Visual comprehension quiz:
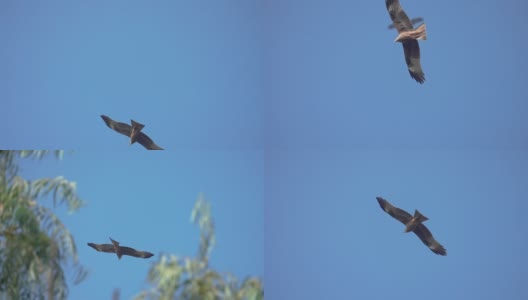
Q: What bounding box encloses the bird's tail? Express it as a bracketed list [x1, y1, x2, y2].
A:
[412, 23, 427, 40]
[130, 120, 145, 131]
[413, 210, 429, 223]
[110, 238, 123, 259]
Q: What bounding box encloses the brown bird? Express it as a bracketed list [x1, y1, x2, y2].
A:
[87, 238, 154, 259]
[100, 115, 164, 150]
[376, 197, 447, 256]
[385, 0, 427, 84]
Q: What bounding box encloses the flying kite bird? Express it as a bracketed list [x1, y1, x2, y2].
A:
[376, 197, 447, 256]
[100, 115, 164, 150]
[385, 0, 427, 84]
[87, 238, 154, 259]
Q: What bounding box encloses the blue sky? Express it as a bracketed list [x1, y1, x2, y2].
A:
[2, 0, 528, 299]
[1, 1, 263, 150]
[266, 149, 527, 299]
[264, 1, 527, 299]
[267, 0, 527, 149]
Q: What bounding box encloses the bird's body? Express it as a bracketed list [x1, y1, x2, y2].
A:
[403, 209, 429, 233]
[385, 0, 427, 84]
[87, 238, 154, 259]
[394, 23, 427, 42]
[376, 197, 446, 256]
[110, 238, 123, 259]
[100, 115, 163, 150]
[129, 120, 145, 145]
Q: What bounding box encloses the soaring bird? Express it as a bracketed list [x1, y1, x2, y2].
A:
[100, 115, 164, 150]
[87, 238, 154, 259]
[385, 0, 427, 84]
[376, 197, 447, 256]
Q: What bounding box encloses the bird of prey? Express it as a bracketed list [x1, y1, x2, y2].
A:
[376, 197, 447, 256]
[385, 0, 427, 84]
[100, 115, 164, 150]
[87, 238, 154, 259]
[387, 17, 423, 30]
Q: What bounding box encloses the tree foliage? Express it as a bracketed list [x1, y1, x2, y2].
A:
[134, 193, 263, 300]
[0, 150, 87, 300]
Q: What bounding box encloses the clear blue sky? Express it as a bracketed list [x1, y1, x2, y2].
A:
[1, 1, 263, 150]
[3, 0, 528, 299]
[264, 1, 527, 299]
[266, 149, 527, 299]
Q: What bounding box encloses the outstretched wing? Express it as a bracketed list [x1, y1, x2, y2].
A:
[137, 132, 164, 150]
[388, 17, 423, 29]
[101, 115, 132, 137]
[385, 0, 413, 33]
[87, 242, 115, 253]
[402, 41, 425, 84]
[413, 223, 447, 256]
[376, 197, 412, 225]
[120, 246, 154, 258]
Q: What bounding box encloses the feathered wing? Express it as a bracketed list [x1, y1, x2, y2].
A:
[87, 243, 116, 253]
[388, 17, 423, 29]
[413, 223, 447, 256]
[403, 41, 425, 84]
[136, 132, 164, 150]
[101, 115, 132, 137]
[120, 246, 154, 258]
[385, 0, 413, 33]
[376, 197, 413, 225]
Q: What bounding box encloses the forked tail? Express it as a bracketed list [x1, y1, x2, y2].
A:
[130, 120, 145, 131]
[413, 23, 427, 41]
[110, 237, 123, 259]
[414, 210, 429, 223]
